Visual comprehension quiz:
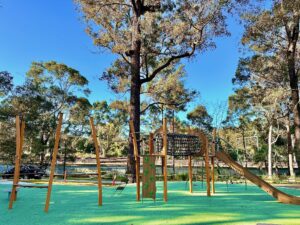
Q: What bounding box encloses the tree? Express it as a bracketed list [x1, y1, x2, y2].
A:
[187, 105, 213, 132]
[241, 0, 300, 169]
[0, 61, 90, 165]
[27, 61, 90, 114]
[92, 100, 129, 157]
[141, 64, 197, 131]
[75, 0, 232, 181]
[230, 55, 293, 177]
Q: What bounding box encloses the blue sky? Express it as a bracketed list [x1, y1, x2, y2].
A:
[0, 0, 244, 120]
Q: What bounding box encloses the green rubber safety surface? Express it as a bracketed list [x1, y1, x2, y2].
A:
[1, 182, 300, 225]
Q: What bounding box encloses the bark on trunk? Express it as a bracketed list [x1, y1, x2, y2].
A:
[285, 15, 300, 172]
[288, 53, 300, 173]
[128, 79, 141, 183]
[127, 8, 141, 183]
[268, 125, 273, 178]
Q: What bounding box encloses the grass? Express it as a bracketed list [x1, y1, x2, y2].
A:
[1, 181, 300, 225]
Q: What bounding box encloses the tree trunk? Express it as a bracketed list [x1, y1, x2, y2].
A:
[128, 81, 141, 183]
[288, 54, 300, 174]
[264, 160, 268, 173]
[127, 9, 141, 183]
[268, 125, 273, 178]
[285, 16, 300, 173]
[286, 119, 295, 177]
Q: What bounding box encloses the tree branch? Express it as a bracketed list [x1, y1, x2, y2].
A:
[141, 102, 164, 114]
[121, 54, 131, 65]
[140, 44, 196, 84]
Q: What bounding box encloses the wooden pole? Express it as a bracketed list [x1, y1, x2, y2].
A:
[8, 116, 21, 209]
[212, 129, 216, 156]
[129, 120, 140, 201]
[149, 133, 154, 155]
[129, 120, 138, 159]
[14, 120, 25, 201]
[199, 133, 211, 197]
[136, 157, 140, 201]
[19, 120, 25, 156]
[44, 113, 63, 212]
[211, 157, 215, 194]
[188, 155, 193, 193]
[211, 129, 216, 194]
[89, 117, 103, 206]
[205, 135, 211, 197]
[163, 118, 168, 202]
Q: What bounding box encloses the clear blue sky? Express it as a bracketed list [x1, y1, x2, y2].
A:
[0, 0, 244, 118]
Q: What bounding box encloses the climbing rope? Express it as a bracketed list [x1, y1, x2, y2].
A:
[154, 133, 201, 156]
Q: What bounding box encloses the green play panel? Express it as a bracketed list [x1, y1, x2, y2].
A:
[1, 182, 300, 225]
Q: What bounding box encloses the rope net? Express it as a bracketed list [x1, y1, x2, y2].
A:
[154, 133, 201, 156]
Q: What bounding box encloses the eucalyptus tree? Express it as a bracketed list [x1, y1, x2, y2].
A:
[75, 0, 232, 179]
[91, 100, 129, 157]
[141, 64, 197, 130]
[232, 55, 293, 177]
[0, 61, 90, 164]
[187, 105, 213, 132]
[241, 0, 300, 167]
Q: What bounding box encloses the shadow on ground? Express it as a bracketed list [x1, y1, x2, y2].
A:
[1, 181, 300, 225]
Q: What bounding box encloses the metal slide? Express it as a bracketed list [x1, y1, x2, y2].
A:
[215, 150, 300, 205]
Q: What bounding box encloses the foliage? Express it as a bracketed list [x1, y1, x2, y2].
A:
[75, 0, 234, 180]
[187, 105, 213, 132]
[0, 61, 91, 164]
[0, 71, 13, 97]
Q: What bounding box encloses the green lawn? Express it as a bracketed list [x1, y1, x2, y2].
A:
[1, 181, 300, 225]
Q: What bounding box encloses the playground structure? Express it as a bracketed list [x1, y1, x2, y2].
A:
[130, 118, 212, 201]
[131, 119, 300, 205]
[8, 114, 103, 212]
[7, 115, 300, 213]
[215, 138, 300, 205]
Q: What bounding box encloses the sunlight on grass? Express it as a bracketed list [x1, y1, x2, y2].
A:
[138, 206, 185, 212]
[69, 216, 142, 224]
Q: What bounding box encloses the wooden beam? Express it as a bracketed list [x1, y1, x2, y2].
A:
[89, 117, 103, 206]
[211, 157, 215, 194]
[44, 113, 63, 212]
[20, 120, 25, 154]
[163, 118, 168, 202]
[129, 120, 140, 201]
[149, 133, 154, 155]
[14, 119, 25, 201]
[129, 120, 138, 159]
[199, 132, 211, 197]
[136, 157, 140, 201]
[211, 129, 216, 194]
[16, 120, 26, 193]
[188, 155, 193, 193]
[212, 129, 216, 156]
[8, 116, 21, 209]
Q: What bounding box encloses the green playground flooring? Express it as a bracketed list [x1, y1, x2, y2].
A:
[1, 181, 300, 225]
